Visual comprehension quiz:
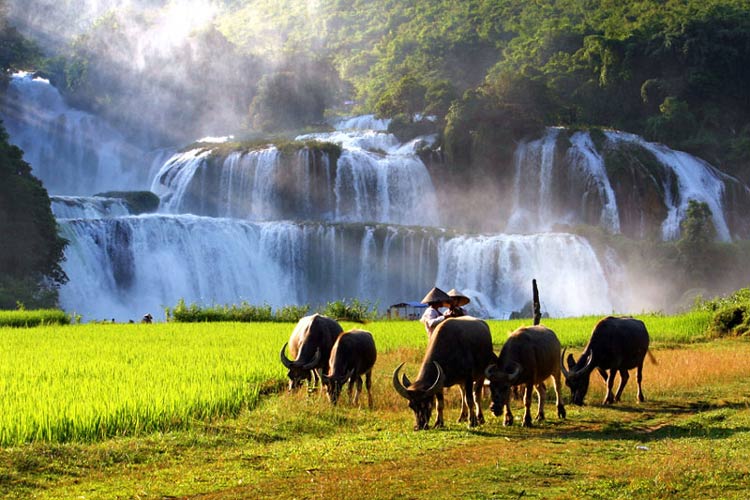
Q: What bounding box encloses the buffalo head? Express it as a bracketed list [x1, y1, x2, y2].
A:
[484, 362, 522, 418]
[392, 361, 445, 430]
[322, 368, 355, 405]
[560, 348, 594, 406]
[280, 342, 321, 390]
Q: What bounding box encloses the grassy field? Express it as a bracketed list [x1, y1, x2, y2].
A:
[3, 312, 749, 498]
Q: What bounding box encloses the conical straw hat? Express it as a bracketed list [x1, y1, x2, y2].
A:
[421, 287, 451, 305]
[447, 289, 471, 307]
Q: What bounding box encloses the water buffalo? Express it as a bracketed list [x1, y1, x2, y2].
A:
[322, 329, 377, 407]
[561, 316, 653, 406]
[280, 314, 343, 390]
[485, 325, 566, 427]
[392, 317, 496, 430]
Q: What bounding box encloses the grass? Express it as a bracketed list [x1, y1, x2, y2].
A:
[0, 312, 743, 499]
[1, 338, 749, 499]
[0, 309, 71, 327]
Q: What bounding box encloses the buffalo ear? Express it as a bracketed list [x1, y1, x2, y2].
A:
[566, 353, 576, 370]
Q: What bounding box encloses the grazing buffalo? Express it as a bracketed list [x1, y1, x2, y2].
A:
[561, 316, 652, 406]
[280, 314, 343, 390]
[322, 329, 377, 407]
[485, 325, 566, 427]
[392, 317, 496, 430]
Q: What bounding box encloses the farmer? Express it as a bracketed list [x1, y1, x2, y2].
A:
[445, 288, 470, 318]
[419, 286, 451, 338]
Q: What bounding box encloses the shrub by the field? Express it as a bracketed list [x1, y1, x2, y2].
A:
[694, 288, 750, 337]
[321, 298, 378, 323]
[166, 299, 310, 323]
[0, 309, 71, 327]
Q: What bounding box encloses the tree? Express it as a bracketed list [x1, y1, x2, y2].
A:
[0, 122, 67, 308]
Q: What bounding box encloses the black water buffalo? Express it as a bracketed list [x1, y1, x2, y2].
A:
[392, 317, 496, 430]
[322, 329, 377, 407]
[280, 314, 343, 390]
[561, 316, 653, 406]
[485, 325, 566, 427]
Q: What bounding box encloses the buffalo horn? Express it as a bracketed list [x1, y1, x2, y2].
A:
[424, 362, 445, 398]
[560, 348, 570, 378]
[280, 342, 294, 369]
[302, 348, 322, 370]
[507, 362, 522, 384]
[392, 362, 410, 399]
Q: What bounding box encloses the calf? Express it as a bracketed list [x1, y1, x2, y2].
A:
[485, 325, 566, 427]
[322, 329, 377, 407]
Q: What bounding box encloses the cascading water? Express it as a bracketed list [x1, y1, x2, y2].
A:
[51, 196, 131, 219]
[10, 73, 749, 320]
[57, 215, 613, 321]
[1, 72, 148, 195]
[152, 126, 441, 226]
[605, 131, 732, 241]
[506, 127, 747, 240]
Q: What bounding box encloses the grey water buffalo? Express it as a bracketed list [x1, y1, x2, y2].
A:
[392, 317, 496, 430]
[561, 316, 653, 406]
[280, 314, 343, 390]
[485, 325, 566, 427]
[322, 329, 377, 407]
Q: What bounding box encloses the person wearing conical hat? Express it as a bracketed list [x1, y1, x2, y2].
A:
[445, 288, 470, 318]
[419, 286, 451, 337]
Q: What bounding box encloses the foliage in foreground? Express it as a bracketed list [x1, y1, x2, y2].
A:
[0, 312, 711, 447]
[2, 338, 750, 499]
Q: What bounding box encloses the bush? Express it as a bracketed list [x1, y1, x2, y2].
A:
[165, 299, 311, 323]
[0, 309, 71, 327]
[320, 298, 378, 323]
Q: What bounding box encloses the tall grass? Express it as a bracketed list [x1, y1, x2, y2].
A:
[0, 309, 71, 327]
[0, 311, 712, 446]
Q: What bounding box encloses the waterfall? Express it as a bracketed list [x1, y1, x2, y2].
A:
[567, 132, 620, 233]
[505, 127, 745, 240]
[152, 129, 440, 226]
[1, 72, 148, 195]
[605, 131, 731, 241]
[436, 232, 612, 318]
[58, 215, 613, 321]
[51, 196, 131, 219]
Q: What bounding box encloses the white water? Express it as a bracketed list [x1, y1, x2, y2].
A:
[58, 215, 614, 321]
[51, 196, 131, 219]
[605, 131, 731, 241]
[436, 232, 612, 318]
[1, 72, 148, 195]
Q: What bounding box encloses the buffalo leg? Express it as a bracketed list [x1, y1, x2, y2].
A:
[434, 391, 445, 428]
[604, 369, 617, 404]
[636, 362, 645, 402]
[614, 369, 629, 402]
[463, 379, 479, 427]
[522, 383, 534, 427]
[473, 378, 485, 425]
[457, 386, 469, 423]
[551, 372, 566, 419]
[503, 402, 514, 426]
[535, 382, 547, 421]
[351, 376, 362, 406]
[365, 370, 373, 408]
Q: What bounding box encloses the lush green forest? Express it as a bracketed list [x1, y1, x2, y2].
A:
[223, 0, 750, 183]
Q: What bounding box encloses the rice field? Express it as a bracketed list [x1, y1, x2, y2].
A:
[0, 312, 713, 447]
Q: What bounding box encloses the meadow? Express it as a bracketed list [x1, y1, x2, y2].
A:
[0, 312, 712, 447]
[3, 311, 750, 499]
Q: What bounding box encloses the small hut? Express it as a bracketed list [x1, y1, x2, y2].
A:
[387, 301, 427, 320]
